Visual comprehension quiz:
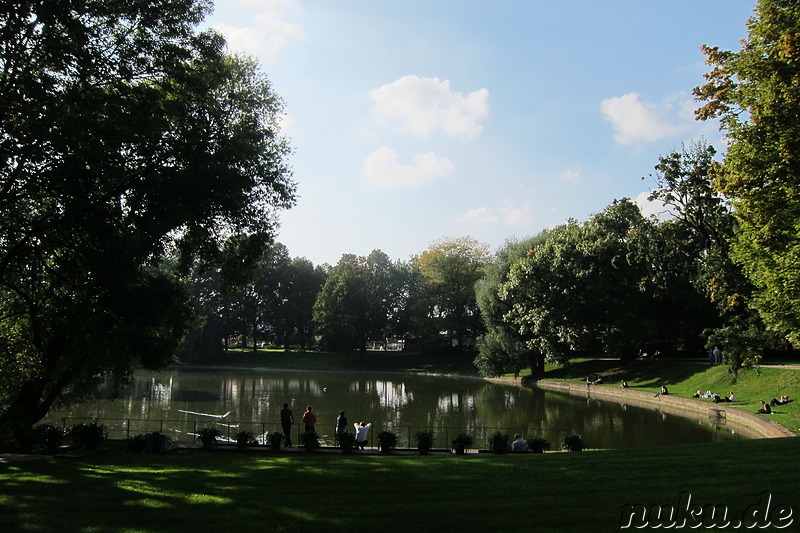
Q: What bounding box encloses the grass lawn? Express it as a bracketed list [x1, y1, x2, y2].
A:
[538, 357, 800, 435]
[1, 438, 798, 532]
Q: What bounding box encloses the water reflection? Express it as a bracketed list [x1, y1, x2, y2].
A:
[45, 368, 744, 449]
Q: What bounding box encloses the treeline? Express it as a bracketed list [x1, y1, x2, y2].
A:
[181, 236, 489, 361]
[189, 141, 786, 378]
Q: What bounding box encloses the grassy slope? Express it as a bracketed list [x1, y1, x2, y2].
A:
[1, 439, 797, 533]
[539, 357, 800, 435]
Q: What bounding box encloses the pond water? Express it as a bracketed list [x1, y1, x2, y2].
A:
[44, 367, 744, 449]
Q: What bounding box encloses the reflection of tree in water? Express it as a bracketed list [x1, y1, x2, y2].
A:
[46, 370, 743, 448]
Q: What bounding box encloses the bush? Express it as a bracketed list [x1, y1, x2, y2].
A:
[488, 431, 510, 454]
[376, 430, 398, 452]
[451, 433, 474, 455]
[129, 432, 172, 453]
[562, 434, 585, 452]
[236, 430, 257, 449]
[197, 427, 221, 449]
[414, 430, 435, 454]
[71, 422, 107, 450]
[34, 424, 65, 451]
[527, 436, 550, 453]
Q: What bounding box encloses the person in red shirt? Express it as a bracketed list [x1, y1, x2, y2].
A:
[302, 405, 317, 432]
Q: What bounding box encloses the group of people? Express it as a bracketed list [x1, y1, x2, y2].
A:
[759, 395, 791, 414]
[279, 404, 372, 449]
[692, 390, 735, 403]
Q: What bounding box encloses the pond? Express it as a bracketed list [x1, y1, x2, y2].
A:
[44, 367, 745, 449]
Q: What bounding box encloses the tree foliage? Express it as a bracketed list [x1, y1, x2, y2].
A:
[409, 237, 489, 352]
[0, 0, 295, 447]
[694, 0, 800, 344]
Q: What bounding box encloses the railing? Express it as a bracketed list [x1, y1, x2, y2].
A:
[51, 416, 567, 450]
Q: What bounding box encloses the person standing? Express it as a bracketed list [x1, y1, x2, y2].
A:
[280, 403, 294, 447]
[713, 346, 722, 365]
[335, 410, 348, 434]
[302, 405, 317, 433]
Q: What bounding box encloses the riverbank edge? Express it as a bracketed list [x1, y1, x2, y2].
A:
[518, 377, 795, 439]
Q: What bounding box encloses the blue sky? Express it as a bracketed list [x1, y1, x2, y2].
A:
[206, 1, 754, 266]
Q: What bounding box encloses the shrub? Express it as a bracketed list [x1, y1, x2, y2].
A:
[488, 431, 510, 454]
[451, 433, 474, 454]
[414, 430, 435, 454]
[377, 430, 398, 453]
[71, 422, 107, 450]
[562, 434, 585, 452]
[527, 436, 550, 453]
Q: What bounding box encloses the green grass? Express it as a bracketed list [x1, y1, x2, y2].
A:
[1, 440, 797, 532]
[537, 358, 800, 435]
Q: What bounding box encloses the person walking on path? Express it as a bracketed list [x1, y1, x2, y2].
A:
[302, 405, 317, 433]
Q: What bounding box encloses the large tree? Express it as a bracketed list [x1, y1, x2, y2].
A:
[694, 0, 800, 344]
[313, 251, 404, 353]
[409, 237, 489, 352]
[501, 200, 656, 364]
[0, 0, 295, 447]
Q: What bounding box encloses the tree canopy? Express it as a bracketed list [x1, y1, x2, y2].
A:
[695, 0, 800, 344]
[0, 0, 295, 447]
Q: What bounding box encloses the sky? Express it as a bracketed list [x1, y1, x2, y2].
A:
[205, 0, 756, 267]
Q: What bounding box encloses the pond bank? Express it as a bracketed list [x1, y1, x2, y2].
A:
[524, 377, 795, 439]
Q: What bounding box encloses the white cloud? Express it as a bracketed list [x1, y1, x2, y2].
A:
[635, 191, 673, 220]
[369, 75, 489, 139]
[213, 0, 303, 58]
[457, 201, 532, 228]
[457, 207, 500, 225]
[561, 167, 582, 183]
[600, 92, 695, 146]
[363, 146, 454, 189]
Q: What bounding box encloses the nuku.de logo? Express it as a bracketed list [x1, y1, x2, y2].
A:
[620, 491, 793, 529]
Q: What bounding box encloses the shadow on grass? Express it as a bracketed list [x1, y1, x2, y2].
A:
[544, 358, 715, 387]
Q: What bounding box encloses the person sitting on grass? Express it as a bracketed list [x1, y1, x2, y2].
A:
[692, 390, 702, 398]
[758, 400, 772, 414]
[511, 434, 526, 452]
[770, 395, 790, 406]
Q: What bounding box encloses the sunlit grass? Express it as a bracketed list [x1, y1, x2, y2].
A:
[2, 441, 797, 532]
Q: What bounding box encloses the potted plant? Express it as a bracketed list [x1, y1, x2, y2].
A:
[487, 431, 510, 454]
[527, 436, 550, 454]
[299, 431, 319, 452]
[414, 430, 435, 455]
[34, 423, 65, 452]
[451, 433, 474, 455]
[562, 434, 585, 452]
[337, 429, 356, 454]
[267, 431, 285, 451]
[71, 421, 108, 451]
[236, 430, 257, 450]
[129, 431, 172, 453]
[376, 430, 398, 453]
[197, 427, 221, 450]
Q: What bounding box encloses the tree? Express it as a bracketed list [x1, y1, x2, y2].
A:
[313, 251, 404, 353]
[646, 141, 774, 371]
[409, 237, 490, 352]
[501, 200, 655, 364]
[474, 236, 548, 377]
[694, 0, 800, 344]
[0, 0, 295, 448]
